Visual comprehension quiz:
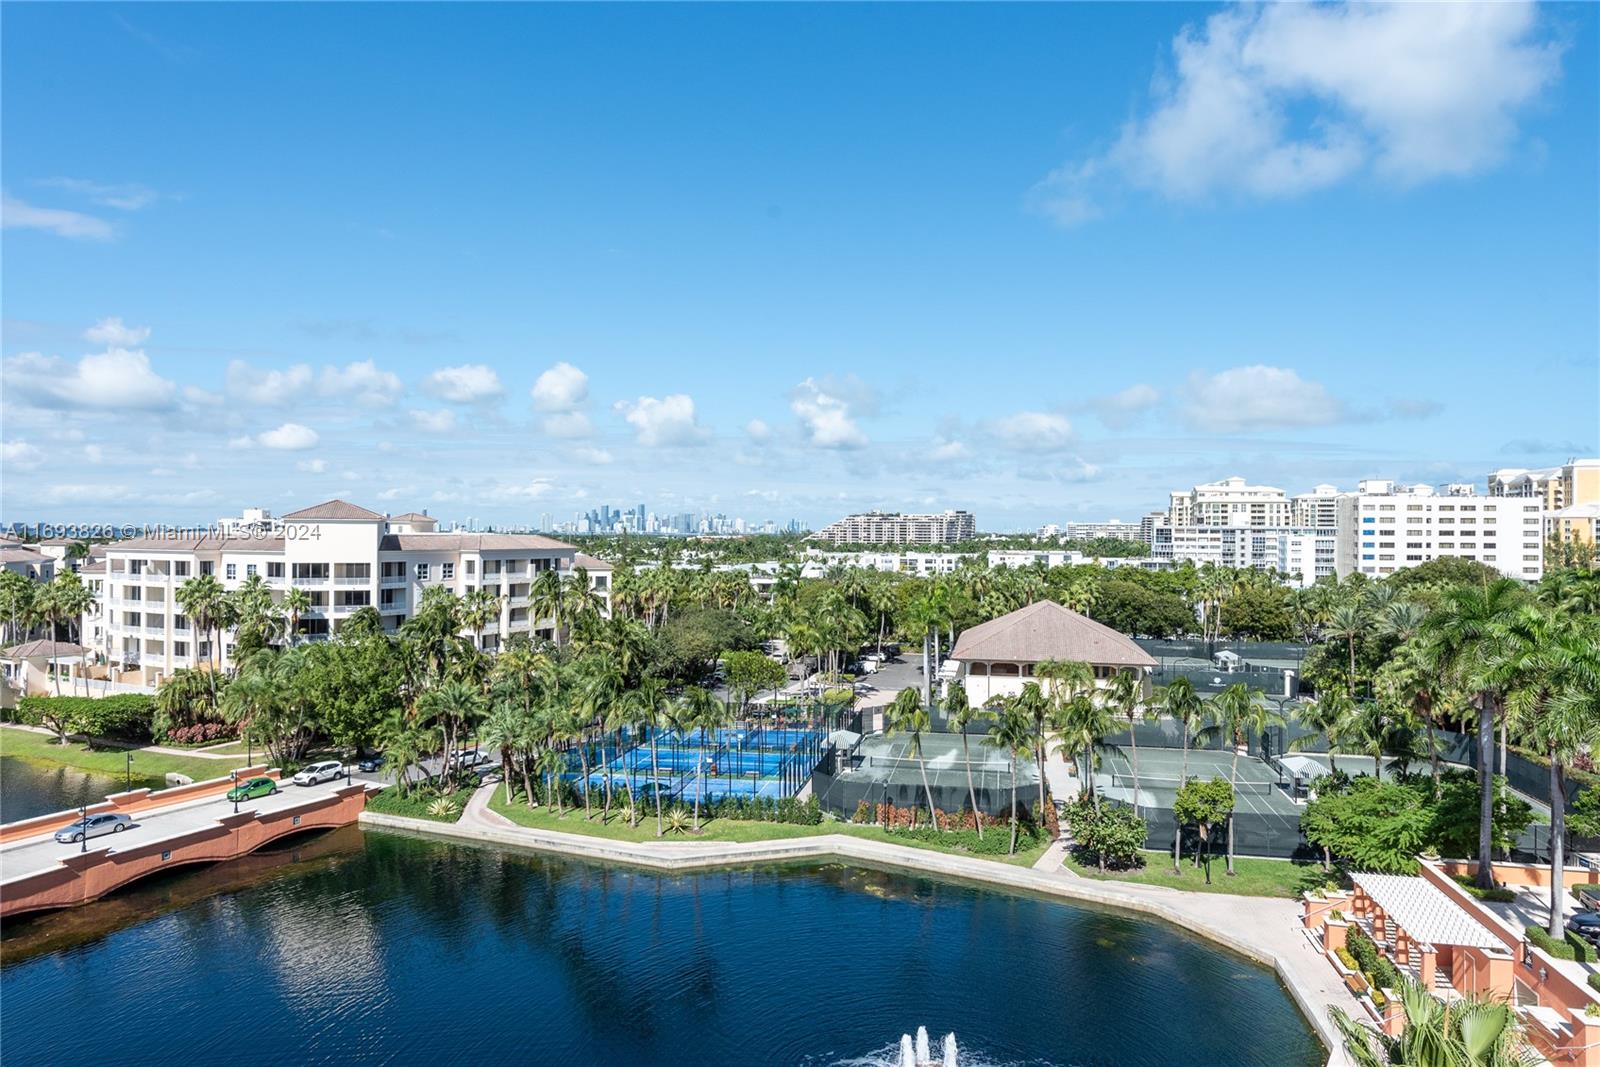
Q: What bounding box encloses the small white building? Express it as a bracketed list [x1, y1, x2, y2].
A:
[947, 600, 1157, 706]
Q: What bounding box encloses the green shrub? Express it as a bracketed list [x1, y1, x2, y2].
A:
[893, 824, 1045, 857]
[1334, 946, 1359, 971]
[1587, 972, 1600, 995]
[1527, 924, 1577, 961]
[1452, 874, 1517, 903]
[1568, 931, 1598, 964]
[16, 694, 155, 740]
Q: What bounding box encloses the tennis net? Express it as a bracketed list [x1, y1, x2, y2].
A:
[1108, 771, 1277, 797]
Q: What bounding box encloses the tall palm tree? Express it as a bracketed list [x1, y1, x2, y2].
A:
[629, 678, 674, 835]
[1198, 683, 1282, 876]
[461, 586, 502, 653]
[1324, 601, 1368, 697]
[480, 685, 525, 805]
[176, 573, 229, 709]
[1104, 669, 1149, 814]
[529, 568, 565, 646]
[282, 586, 311, 646]
[1293, 689, 1353, 777]
[942, 681, 991, 838]
[1420, 578, 1527, 889]
[1158, 677, 1204, 871]
[1035, 659, 1094, 811]
[681, 685, 722, 831]
[886, 687, 937, 829]
[982, 701, 1033, 856]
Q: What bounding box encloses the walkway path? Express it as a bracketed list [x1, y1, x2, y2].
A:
[369, 781, 1358, 1067]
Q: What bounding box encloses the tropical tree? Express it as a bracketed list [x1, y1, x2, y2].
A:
[942, 681, 991, 838]
[1172, 776, 1234, 879]
[1103, 669, 1149, 814]
[1419, 578, 1527, 889]
[1331, 976, 1538, 1067]
[1324, 600, 1368, 697]
[982, 701, 1034, 856]
[1036, 659, 1095, 810]
[1157, 676, 1204, 865]
[0, 570, 38, 646]
[480, 682, 525, 805]
[175, 573, 228, 709]
[886, 687, 937, 828]
[281, 586, 312, 646]
[1198, 683, 1282, 876]
[629, 678, 674, 835]
[680, 685, 722, 831]
[461, 586, 502, 653]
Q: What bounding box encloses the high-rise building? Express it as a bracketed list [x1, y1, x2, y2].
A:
[1488, 458, 1600, 511]
[1292, 484, 1342, 529]
[810, 510, 976, 545]
[1334, 480, 1543, 582]
[1168, 477, 1291, 528]
[1065, 520, 1142, 541]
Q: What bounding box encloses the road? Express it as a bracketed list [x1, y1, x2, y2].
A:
[0, 772, 381, 883]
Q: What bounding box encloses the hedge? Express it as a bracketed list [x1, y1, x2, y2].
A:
[1588, 972, 1600, 995]
[1527, 924, 1579, 962]
[1452, 874, 1517, 904]
[15, 694, 155, 741]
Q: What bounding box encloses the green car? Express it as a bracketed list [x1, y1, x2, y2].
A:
[226, 777, 278, 802]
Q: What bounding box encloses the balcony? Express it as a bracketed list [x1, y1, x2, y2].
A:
[334, 575, 372, 586]
[381, 574, 408, 586]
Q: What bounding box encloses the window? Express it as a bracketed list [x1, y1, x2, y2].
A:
[175, 641, 189, 658]
[225, 563, 237, 581]
[465, 560, 476, 575]
[131, 559, 145, 575]
[246, 564, 257, 577]
[201, 561, 215, 576]
[442, 562, 454, 580]
[268, 562, 284, 578]
[175, 561, 191, 577]
[415, 562, 430, 581]
[293, 562, 329, 582]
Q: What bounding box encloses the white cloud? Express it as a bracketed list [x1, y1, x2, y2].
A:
[930, 440, 970, 461]
[1033, 3, 1563, 224]
[377, 486, 413, 502]
[296, 459, 328, 474]
[745, 418, 772, 442]
[1183, 365, 1345, 432]
[790, 377, 868, 449]
[256, 423, 320, 451]
[2, 440, 45, 470]
[425, 363, 503, 403]
[615, 394, 708, 447]
[531, 362, 588, 412]
[569, 445, 613, 465]
[320, 360, 404, 407]
[409, 408, 457, 433]
[226, 361, 314, 405]
[83, 317, 151, 347]
[490, 479, 557, 500]
[1093, 384, 1162, 429]
[34, 177, 160, 211]
[1, 194, 114, 240]
[3, 347, 177, 411]
[991, 411, 1075, 451]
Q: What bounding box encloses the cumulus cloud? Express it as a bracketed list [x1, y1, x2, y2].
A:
[426, 363, 503, 403]
[83, 317, 151, 347]
[930, 440, 970, 461]
[1182, 365, 1345, 432]
[3, 346, 177, 411]
[790, 377, 872, 449]
[320, 360, 404, 407]
[614, 394, 708, 447]
[226, 361, 314, 405]
[409, 409, 457, 433]
[226, 359, 403, 408]
[990, 411, 1075, 451]
[2, 440, 45, 470]
[531, 362, 588, 411]
[1033, 3, 1563, 224]
[1, 194, 114, 240]
[1093, 384, 1162, 429]
[256, 423, 320, 450]
[745, 418, 772, 442]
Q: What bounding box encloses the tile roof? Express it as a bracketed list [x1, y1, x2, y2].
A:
[949, 600, 1157, 668]
[2, 639, 90, 659]
[387, 511, 435, 523]
[572, 552, 613, 571]
[106, 535, 285, 553]
[281, 499, 386, 521]
[0, 547, 50, 564]
[1350, 871, 1503, 950]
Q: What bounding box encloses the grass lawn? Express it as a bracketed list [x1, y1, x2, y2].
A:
[1063, 848, 1335, 898]
[486, 791, 1051, 867]
[0, 725, 251, 787]
[366, 784, 478, 822]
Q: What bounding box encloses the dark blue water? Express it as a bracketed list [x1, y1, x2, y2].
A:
[0, 830, 1322, 1067]
[0, 755, 152, 821]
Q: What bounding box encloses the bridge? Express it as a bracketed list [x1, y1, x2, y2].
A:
[0, 771, 371, 919]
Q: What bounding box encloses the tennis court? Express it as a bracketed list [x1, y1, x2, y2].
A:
[1093, 746, 1312, 859]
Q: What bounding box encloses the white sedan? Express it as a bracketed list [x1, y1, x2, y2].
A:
[292, 760, 345, 786]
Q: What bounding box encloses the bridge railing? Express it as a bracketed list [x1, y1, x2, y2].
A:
[0, 766, 280, 845]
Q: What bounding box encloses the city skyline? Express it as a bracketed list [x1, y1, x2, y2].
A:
[3, 3, 1597, 529]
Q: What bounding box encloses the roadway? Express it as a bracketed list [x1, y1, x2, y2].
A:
[0, 772, 382, 883]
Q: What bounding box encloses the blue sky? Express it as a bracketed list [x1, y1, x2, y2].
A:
[3, 2, 1596, 531]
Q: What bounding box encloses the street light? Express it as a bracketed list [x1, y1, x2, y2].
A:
[230, 770, 239, 814]
[125, 752, 133, 792]
[78, 803, 87, 854]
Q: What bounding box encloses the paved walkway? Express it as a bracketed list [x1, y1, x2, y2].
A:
[377, 781, 1358, 1066]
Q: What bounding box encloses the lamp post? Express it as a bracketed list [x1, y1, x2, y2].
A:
[230, 770, 239, 814]
[125, 752, 133, 792]
[78, 803, 87, 854]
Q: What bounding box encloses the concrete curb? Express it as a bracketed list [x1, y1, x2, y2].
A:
[358, 809, 1352, 1065]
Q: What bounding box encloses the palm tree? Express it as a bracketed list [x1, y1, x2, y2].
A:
[1157, 677, 1204, 871]
[1324, 600, 1367, 697]
[1198, 683, 1282, 876]
[282, 586, 311, 646]
[1331, 976, 1538, 1067]
[0, 570, 37, 647]
[1420, 578, 1527, 889]
[1035, 659, 1094, 812]
[1294, 689, 1353, 777]
[176, 573, 227, 709]
[629, 678, 673, 835]
[480, 684, 525, 805]
[942, 681, 991, 837]
[982, 701, 1033, 856]
[415, 679, 486, 793]
[375, 706, 434, 799]
[529, 568, 565, 646]
[461, 586, 501, 653]
[886, 687, 937, 829]
[681, 685, 722, 831]
[1104, 669, 1149, 814]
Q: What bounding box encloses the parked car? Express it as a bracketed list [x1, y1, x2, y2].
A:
[1567, 911, 1600, 945]
[450, 749, 488, 769]
[54, 813, 133, 843]
[293, 760, 345, 786]
[357, 754, 386, 773]
[227, 776, 278, 802]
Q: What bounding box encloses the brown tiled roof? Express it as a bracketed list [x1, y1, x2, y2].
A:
[78, 560, 107, 574]
[572, 552, 613, 571]
[3, 639, 89, 659]
[282, 499, 385, 521]
[387, 512, 435, 523]
[379, 533, 575, 552]
[0, 547, 49, 563]
[106, 535, 285, 553]
[950, 600, 1156, 668]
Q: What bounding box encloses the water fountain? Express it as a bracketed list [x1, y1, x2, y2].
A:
[895, 1026, 957, 1067]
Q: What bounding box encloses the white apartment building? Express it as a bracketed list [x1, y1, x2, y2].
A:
[1334, 481, 1543, 581]
[1064, 520, 1143, 541]
[1150, 525, 1334, 587]
[810, 510, 976, 546]
[87, 500, 611, 685]
[1292, 484, 1343, 529]
[802, 549, 972, 577]
[1168, 477, 1292, 528]
[987, 549, 1173, 573]
[1138, 511, 1169, 544]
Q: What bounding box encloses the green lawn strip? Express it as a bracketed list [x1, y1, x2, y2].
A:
[0, 725, 250, 788]
[486, 792, 1050, 866]
[365, 784, 477, 822]
[1063, 848, 1332, 898]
